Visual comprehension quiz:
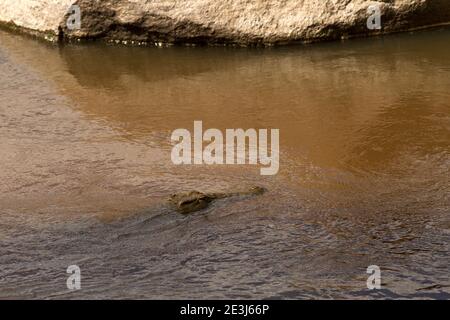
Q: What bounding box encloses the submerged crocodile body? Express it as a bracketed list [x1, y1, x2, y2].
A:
[169, 186, 266, 214]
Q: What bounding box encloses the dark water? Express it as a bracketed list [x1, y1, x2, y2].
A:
[0, 28, 449, 299]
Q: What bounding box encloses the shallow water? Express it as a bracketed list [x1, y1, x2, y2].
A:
[0, 28, 449, 299]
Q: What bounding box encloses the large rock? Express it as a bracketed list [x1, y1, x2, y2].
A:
[1, 0, 450, 45]
[0, 0, 73, 40]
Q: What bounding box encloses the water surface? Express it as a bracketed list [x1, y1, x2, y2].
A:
[0, 28, 449, 299]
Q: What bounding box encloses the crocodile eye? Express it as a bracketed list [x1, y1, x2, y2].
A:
[179, 198, 198, 206]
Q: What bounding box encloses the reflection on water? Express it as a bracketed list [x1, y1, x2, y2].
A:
[0, 28, 449, 299]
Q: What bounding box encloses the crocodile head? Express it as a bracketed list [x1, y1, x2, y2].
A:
[169, 191, 214, 214]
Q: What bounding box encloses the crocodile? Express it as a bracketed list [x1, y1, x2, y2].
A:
[168, 186, 266, 214]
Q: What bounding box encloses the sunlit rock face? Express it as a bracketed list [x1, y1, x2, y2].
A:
[0, 0, 72, 37]
[1, 0, 450, 45]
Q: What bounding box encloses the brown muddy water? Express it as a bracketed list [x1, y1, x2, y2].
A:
[0, 28, 449, 299]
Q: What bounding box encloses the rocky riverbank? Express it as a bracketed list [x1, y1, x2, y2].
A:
[1, 0, 450, 46]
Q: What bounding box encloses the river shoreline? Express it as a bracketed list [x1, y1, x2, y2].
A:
[3, 19, 450, 48]
[1, 0, 450, 47]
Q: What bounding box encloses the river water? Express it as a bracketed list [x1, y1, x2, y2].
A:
[0, 28, 449, 299]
